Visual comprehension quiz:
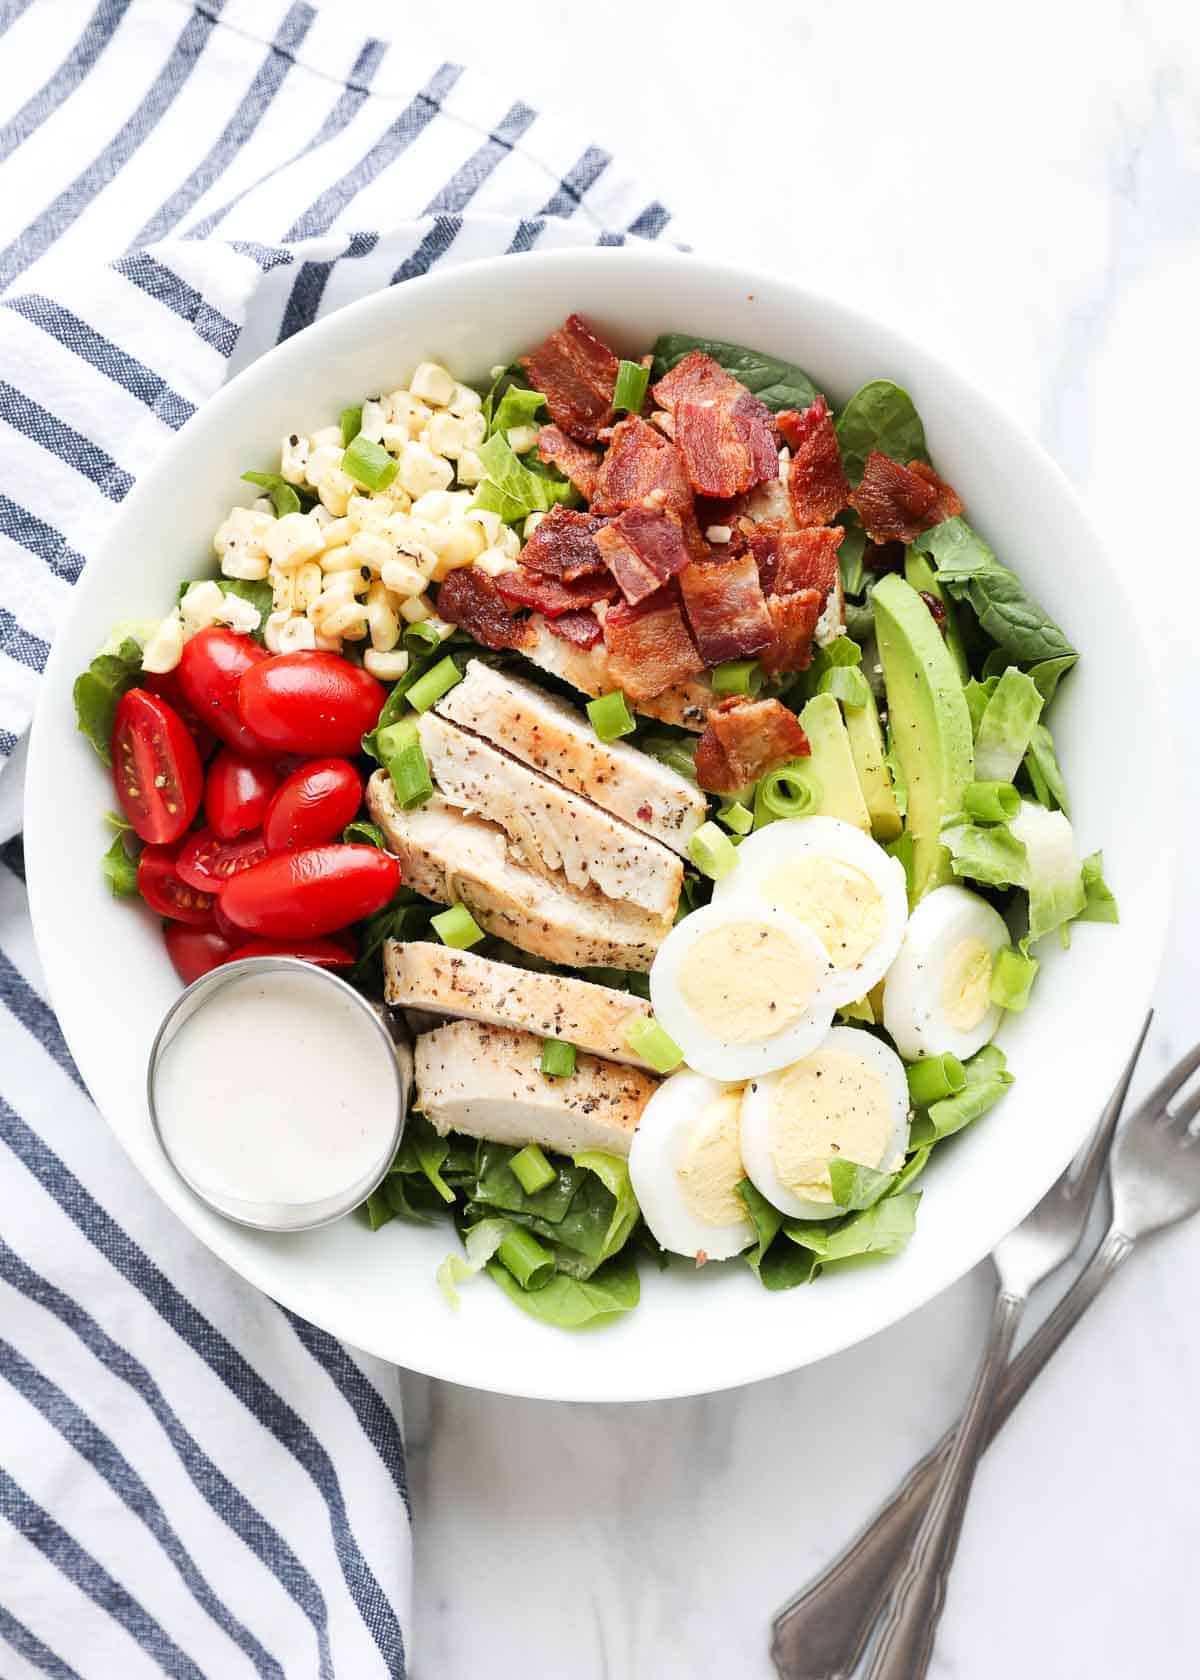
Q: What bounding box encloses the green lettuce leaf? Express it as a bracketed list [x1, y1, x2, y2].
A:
[911, 518, 1077, 666]
[973, 667, 1044, 783]
[827, 1158, 898, 1212]
[477, 433, 573, 518]
[910, 1046, 1013, 1145]
[490, 385, 546, 439]
[738, 1179, 784, 1274]
[650, 333, 819, 412]
[1010, 799, 1085, 947]
[943, 820, 1028, 887]
[73, 637, 143, 764]
[1078, 851, 1119, 924]
[1028, 656, 1076, 707]
[486, 1247, 640, 1327]
[785, 1191, 922, 1265]
[1023, 721, 1070, 814]
[100, 834, 139, 898]
[241, 469, 301, 517]
[834, 381, 929, 485]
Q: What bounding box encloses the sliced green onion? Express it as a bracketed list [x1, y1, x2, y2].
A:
[340, 405, 363, 447]
[963, 781, 1021, 824]
[990, 946, 1039, 1012]
[687, 820, 739, 881]
[496, 1226, 555, 1291]
[818, 665, 871, 708]
[626, 1015, 684, 1074]
[711, 658, 763, 698]
[406, 656, 462, 713]
[538, 1038, 577, 1081]
[587, 689, 636, 742]
[378, 719, 433, 809]
[343, 434, 398, 491]
[431, 903, 485, 950]
[510, 1142, 557, 1193]
[613, 359, 650, 413]
[403, 619, 449, 654]
[717, 800, 754, 836]
[755, 759, 822, 825]
[906, 1053, 966, 1109]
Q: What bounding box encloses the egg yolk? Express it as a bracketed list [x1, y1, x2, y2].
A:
[768, 1046, 895, 1201]
[678, 921, 822, 1044]
[762, 857, 886, 971]
[677, 1090, 747, 1226]
[941, 936, 994, 1031]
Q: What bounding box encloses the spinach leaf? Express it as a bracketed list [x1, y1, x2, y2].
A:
[738, 1179, 783, 1273]
[472, 1141, 585, 1223]
[650, 333, 819, 412]
[784, 1191, 922, 1265]
[100, 834, 139, 898]
[407, 1112, 456, 1204]
[834, 381, 929, 485]
[73, 637, 143, 764]
[351, 892, 426, 988]
[911, 518, 1077, 667]
[837, 520, 867, 597]
[486, 1247, 640, 1327]
[827, 1158, 897, 1212]
[241, 470, 301, 517]
[758, 1238, 819, 1291]
[1028, 656, 1075, 708]
[572, 1151, 641, 1267]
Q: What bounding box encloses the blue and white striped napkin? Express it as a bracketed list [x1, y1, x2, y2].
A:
[0, 3, 674, 1673]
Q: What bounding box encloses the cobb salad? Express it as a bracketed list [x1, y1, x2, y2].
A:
[78, 314, 1118, 1328]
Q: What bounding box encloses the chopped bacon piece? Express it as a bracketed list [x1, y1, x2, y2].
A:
[544, 608, 603, 648]
[521, 506, 606, 581]
[849, 451, 961, 544]
[652, 352, 778, 498]
[536, 425, 601, 502]
[781, 396, 850, 526]
[519, 314, 619, 443]
[678, 552, 773, 665]
[759, 589, 825, 676]
[592, 416, 693, 516]
[496, 565, 616, 617]
[594, 506, 692, 607]
[694, 697, 811, 795]
[436, 567, 533, 651]
[602, 588, 703, 700]
[749, 526, 843, 598]
[652, 351, 746, 411]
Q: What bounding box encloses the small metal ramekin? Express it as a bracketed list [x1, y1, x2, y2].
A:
[147, 955, 411, 1232]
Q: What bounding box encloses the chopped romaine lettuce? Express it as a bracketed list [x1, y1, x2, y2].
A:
[73, 637, 143, 764]
[973, 667, 1044, 783]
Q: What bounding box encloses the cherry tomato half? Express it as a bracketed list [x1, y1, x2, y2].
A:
[178, 627, 270, 756]
[112, 689, 204, 845]
[164, 923, 235, 984]
[224, 938, 358, 971]
[205, 749, 279, 840]
[237, 651, 385, 756]
[263, 758, 363, 853]
[219, 845, 400, 939]
[143, 669, 218, 762]
[137, 845, 216, 924]
[176, 828, 269, 893]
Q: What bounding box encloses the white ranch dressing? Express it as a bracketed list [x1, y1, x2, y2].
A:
[153, 967, 400, 1226]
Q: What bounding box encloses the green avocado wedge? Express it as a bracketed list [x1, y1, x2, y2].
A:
[842, 685, 903, 842]
[873, 574, 974, 902]
[798, 693, 871, 832]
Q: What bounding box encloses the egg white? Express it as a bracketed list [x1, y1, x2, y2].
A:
[712, 815, 909, 1008]
[628, 1071, 755, 1261]
[649, 900, 836, 1081]
[882, 884, 1010, 1061]
[740, 1026, 912, 1219]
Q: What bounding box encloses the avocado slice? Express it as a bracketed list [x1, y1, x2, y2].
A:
[798, 693, 871, 832]
[904, 550, 970, 681]
[843, 686, 903, 842]
[873, 573, 974, 901]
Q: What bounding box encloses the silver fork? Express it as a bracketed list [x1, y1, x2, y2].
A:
[772, 1014, 1159, 1680]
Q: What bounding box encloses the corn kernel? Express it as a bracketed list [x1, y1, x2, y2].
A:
[456, 449, 484, 486]
[400, 593, 433, 623]
[397, 441, 454, 498]
[221, 551, 269, 581]
[319, 543, 367, 574]
[270, 568, 295, 611]
[265, 512, 325, 570]
[317, 469, 354, 517]
[305, 443, 344, 487]
[366, 580, 401, 652]
[507, 425, 538, 455]
[347, 530, 392, 573]
[293, 561, 324, 611]
[466, 506, 502, 546]
[427, 411, 469, 460]
[448, 383, 483, 418]
[280, 434, 310, 484]
[317, 600, 369, 640]
[409, 361, 456, 407]
[179, 580, 226, 636]
[475, 547, 520, 579]
[411, 489, 454, 522]
[460, 412, 487, 450]
[141, 612, 185, 673]
[264, 610, 291, 654]
[497, 522, 522, 560]
[320, 516, 352, 550]
[381, 556, 428, 598]
[523, 511, 545, 539]
[279, 614, 318, 654]
[364, 648, 411, 681]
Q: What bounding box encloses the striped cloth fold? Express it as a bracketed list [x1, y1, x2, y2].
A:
[0, 2, 676, 1674]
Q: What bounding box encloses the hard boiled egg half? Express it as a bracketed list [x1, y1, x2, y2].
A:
[628, 1071, 755, 1261]
[882, 884, 1010, 1061]
[712, 815, 909, 1008]
[740, 1026, 912, 1219]
[649, 900, 835, 1080]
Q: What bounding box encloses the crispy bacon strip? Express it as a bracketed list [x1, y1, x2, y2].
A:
[519, 314, 619, 443]
[759, 589, 825, 676]
[849, 451, 962, 543]
[436, 567, 533, 651]
[521, 506, 606, 581]
[779, 396, 850, 526]
[602, 588, 703, 700]
[592, 415, 693, 517]
[652, 350, 746, 411]
[694, 697, 811, 795]
[652, 352, 778, 498]
[749, 526, 843, 598]
[678, 552, 773, 665]
[594, 506, 692, 607]
[496, 565, 616, 617]
[544, 608, 603, 648]
[536, 425, 602, 502]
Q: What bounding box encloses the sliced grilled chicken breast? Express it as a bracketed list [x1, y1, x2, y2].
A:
[384, 942, 655, 1068]
[416, 710, 681, 919]
[519, 616, 714, 731]
[367, 774, 669, 970]
[414, 1019, 658, 1156]
[435, 662, 706, 855]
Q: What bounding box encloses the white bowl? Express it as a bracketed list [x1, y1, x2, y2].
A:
[24, 248, 1172, 1402]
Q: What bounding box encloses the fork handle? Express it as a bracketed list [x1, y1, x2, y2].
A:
[770, 1225, 1134, 1680]
[862, 1287, 1025, 1680]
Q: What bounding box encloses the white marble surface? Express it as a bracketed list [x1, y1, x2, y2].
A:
[354, 1, 1200, 1674]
